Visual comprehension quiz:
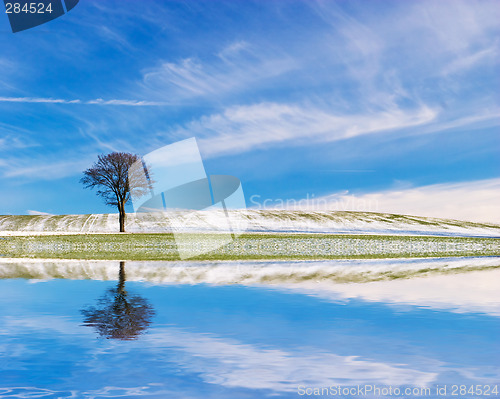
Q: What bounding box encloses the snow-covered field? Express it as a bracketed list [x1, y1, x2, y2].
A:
[1, 210, 499, 237]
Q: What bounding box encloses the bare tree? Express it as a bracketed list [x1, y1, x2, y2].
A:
[81, 152, 149, 232]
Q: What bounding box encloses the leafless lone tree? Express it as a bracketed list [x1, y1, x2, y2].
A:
[81, 152, 149, 232]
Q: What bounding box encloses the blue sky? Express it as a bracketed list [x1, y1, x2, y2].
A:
[0, 0, 499, 222]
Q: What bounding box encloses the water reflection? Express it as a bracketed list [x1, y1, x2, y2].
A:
[0, 260, 499, 398]
[81, 261, 155, 340]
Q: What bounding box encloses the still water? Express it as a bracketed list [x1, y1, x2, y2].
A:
[0, 259, 499, 398]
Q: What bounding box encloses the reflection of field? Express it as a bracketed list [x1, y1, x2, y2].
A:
[0, 233, 499, 260]
[1, 257, 500, 316]
[1, 255, 499, 282]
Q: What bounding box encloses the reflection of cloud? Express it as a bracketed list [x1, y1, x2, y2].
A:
[142, 327, 436, 391]
[286, 268, 500, 317]
[2, 315, 89, 336]
[0, 385, 170, 398]
[0, 342, 45, 369]
[0, 314, 436, 392]
[3, 313, 499, 393]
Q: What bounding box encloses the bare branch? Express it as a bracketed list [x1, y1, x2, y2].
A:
[80, 152, 151, 232]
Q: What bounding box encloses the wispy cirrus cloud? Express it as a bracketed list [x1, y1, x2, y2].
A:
[85, 98, 171, 106]
[413, 110, 500, 136]
[145, 0, 498, 162]
[171, 102, 437, 157]
[442, 44, 499, 76]
[2, 158, 94, 180]
[0, 0, 498, 216]
[141, 41, 297, 100]
[307, 0, 500, 114]
[312, 0, 500, 74]
[0, 97, 170, 106]
[0, 123, 41, 151]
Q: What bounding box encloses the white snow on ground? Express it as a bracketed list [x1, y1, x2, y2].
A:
[1, 210, 499, 237]
[1, 257, 499, 316]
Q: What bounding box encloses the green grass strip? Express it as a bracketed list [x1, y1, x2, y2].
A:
[1, 233, 499, 261]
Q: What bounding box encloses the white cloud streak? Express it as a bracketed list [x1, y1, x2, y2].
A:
[442, 44, 499, 76]
[293, 178, 500, 224]
[3, 158, 94, 180]
[0, 97, 170, 106]
[142, 41, 297, 99]
[172, 102, 437, 157]
[27, 210, 53, 215]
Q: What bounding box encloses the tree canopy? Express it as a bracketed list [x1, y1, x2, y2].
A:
[81, 152, 149, 232]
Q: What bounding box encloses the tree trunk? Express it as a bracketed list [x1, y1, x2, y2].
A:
[118, 203, 126, 232]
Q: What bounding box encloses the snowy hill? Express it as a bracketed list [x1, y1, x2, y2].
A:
[1, 210, 499, 237]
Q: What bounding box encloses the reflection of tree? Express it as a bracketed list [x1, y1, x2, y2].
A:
[81, 262, 155, 340]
